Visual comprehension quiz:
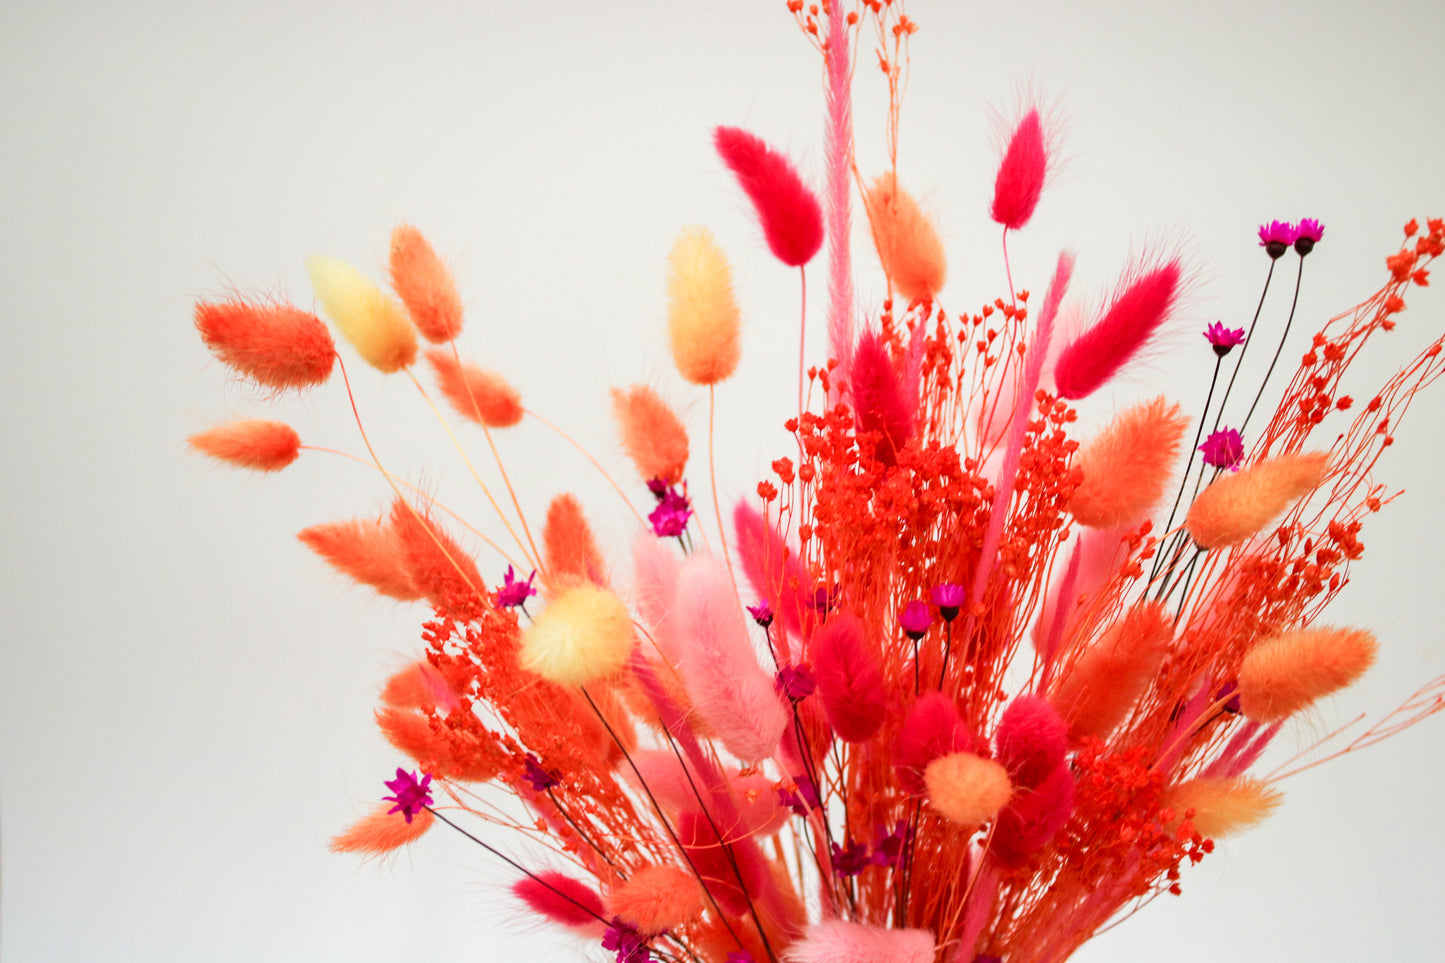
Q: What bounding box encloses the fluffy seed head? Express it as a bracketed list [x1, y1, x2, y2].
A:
[810, 612, 888, 743]
[1054, 260, 1182, 400]
[666, 227, 741, 385]
[543, 493, 609, 593]
[849, 329, 915, 466]
[863, 172, 946, 303]
[1166, 776, 1281, 837]
[714, 125, 824, 267]
[297, 516, 420, 601]
[424, 348, 523, 428]
[610, 385, 689, 484]
[188, 419, 300, 471]
[606, 864, 704, 933]
[193, 299, 335, 390]
[893, 693, 976, 794]
[389, 223, 464, 343]
[388, 499, 486, 614]
[520, 584, 634, 686]
[329, 802, 434, 853]
[994, 695, 1068, 789]
[784, 920, 935, 963]
[512, 871, 604, 929]
[1185, 452, 1331, 550]
[1050, 601, 1172, 741]
[306, 254, 417, 373]
[1071, 396, 1190, 527]
[992, 761, 1076, 866]
[991, 108, 1049, 230]
[924, 752, 1013, 826]
[1237, 627, 1378, 722]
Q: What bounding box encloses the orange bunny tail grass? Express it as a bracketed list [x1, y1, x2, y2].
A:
[666, 226, 741, 385]
[1070, 396, 1189, 528]
[329, 803, 434, 854]
[188, 419, 300, 472]
[297, 517, 421, 601]
[1184, 451, 1331, 550]
[389, 224, 463, 343]
[1166, 777, 1281, 838]
[380, 660, 458, 711]
[193, 298, 335, 391]
[543, 493, 609, 592]
[1237, 627, 1378, 723]
[375, 705, 448, 765]
[388, 498, 486, 615]
[863, 172, 946, 304]
[520, 584, 634, 686]
[924, 752, 1013, 827]
[605, 864, 705, 934]
[306, 255, 418, 373]
[423, 348, 523, 428]
[610, 385, 689, 485]
[1050, 602, 1172, 742]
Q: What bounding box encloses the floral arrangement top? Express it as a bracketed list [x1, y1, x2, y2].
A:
[185, 3, 1444, 962]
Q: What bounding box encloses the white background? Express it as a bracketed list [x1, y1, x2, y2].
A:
[3, 1, 1444, 960]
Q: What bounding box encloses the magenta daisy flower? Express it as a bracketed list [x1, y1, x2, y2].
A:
[1199, 428, 1245, 471]
[382, 768, 433, 823]
[494, 565, 537, 608]
[1257, 220, 1298, 259]
[899, 600, 932, 640]
[1204, 322, 1247, 357]
[1295, 218, 1325, 255]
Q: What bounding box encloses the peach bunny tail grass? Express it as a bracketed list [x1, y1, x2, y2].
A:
[863, 172, 946, 304]
[193, 298, 335, 391]
[785, 920, 936, 963]
[296, 517, 421, 601]
[1070, 396, 1190, 528]
[924, 752, 1013, 826]
[188, 419, 301, 471]
[389, 223, 463, 343]
[1166, 776, 1281, 838]
[610, 384, 689, 484]
[329, 803, 434, 854]
[1050, 601, 1172, 742]
[1184, 451, 1331, 550]
[520, 584, 634, 687]
[423, 348, 523, 428]
[666, 226, 741, 386]
[305, 254, 418, 373]
[1237, 627, 1378, 723]
[605, 864, 706, 934]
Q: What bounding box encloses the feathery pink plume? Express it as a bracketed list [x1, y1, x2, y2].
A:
[850, 330, 915, 466]
[297, 517, 421, 601]
[611, 385, 689, 485]
[994, 695, 1068, 790]
[389, 223, 464, 343]
[194, 299, 335, 391]
[784, 920, 935, 963]
[674, 555, 789, 763]
[388, 498, 485, 614]
[823, 3, 855, 392]
[1053, 259, 1183, 400]
[512, 870, 605, 930]
[188, 419, 301, 472]
[991, 760, 1075, 866]
[714, 126, 824, 268]
[991, 108, 1049, 231]
[606, 864, 705, 934]
[810, 612, 887, 743]
[733, 501, 808, 654]
[893, 693, 977, 794]
[631, 533, 683, 665]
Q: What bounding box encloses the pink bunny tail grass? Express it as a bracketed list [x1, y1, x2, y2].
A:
[194, 299, 335, 391]
[893, 692, 977, 794]
[388, 498, 486, 614]
[810, 612, 887, 743]
[1053, 258, 1183, 400]
[188, 419, 301, 472]
[388, 223, 464, 343]
[863, 172, 946, 304]
[424, 347, 523, 428]
[380, 660, 459, 712]
[733, 500, 808, 648]
[784, 920, 935, 963]
[631, 533, 683, 664]
[1070, 396, 1190, 528]
[610, 384, 689, 485]
[991, 108, 1049, 231]
[994, 695, 1068, 790]
[543, 493, 610, 593]
[991, 760, 1076, 867]
[330, 803, 434, 854]
[512, 870, 606, 930]
[1237, 627, 1378, 723]
[1184, 451, 1331, 550]
[1165, 776, 1281, 838]
[714, 126, 824, 268]
[297, 517, 421, 602]
[850, 329, 915, 465]
[1032, 525, 1131, 656]
[823, 0, 855, 389]
[1050, 601, 1172, 742]
[606, 864, 706, 934]
[674, 554, 789, 763]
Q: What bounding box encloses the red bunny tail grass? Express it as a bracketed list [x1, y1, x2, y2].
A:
[1070, 396, 1190, 528]
[714, 125, 824, 267]
[543, 493, 609, 592]
[512, 871, 606, 930]
[188, 419, 300, 472]
[389, 223, 463, 343]
[329, 803, 434, 854]
[194, 299, 335, 391]
[610, 385, 689, 485]
[810, 612, 887, 743]
[786, 921, 936, 963]
[991, 108, 1049, 231]
[1053, 258, 1183, 400]
[863, 172, 946, 304]
[424, 348, 523, 428]
[992, 761, 1076, 866]
[994, 695, 1068, 790]
[1185, 451, 1331, 550]
[850, 329, 915, 466]
[606, 864, 705, 934]
[388, 498, 486, 613]
[296, 517, 421, 602]
[1237, 627, 1378, 722]
[1050, 602, 1172, 742]
[893, 693, 977, 794]
[1165, 777, 1281, 838]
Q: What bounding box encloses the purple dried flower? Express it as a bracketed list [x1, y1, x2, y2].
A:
[1295, 218, 1325, 256]
[725, 953, 756, 963]
[523, 753, 559, 792]
[1203, 321, 1247, 357]
[747, 601, 774, 628]
[831, 839, 871, 877]
[648, 486, 693, 537]
[1199, 428, 1245, 471]
[1216, 680, 1242, 714]
[494, 565, 537, 608]
[382, 767, 433, 824]
[1258, 219, 1298, 259]
[898, 599, 932, 640]
[775, 663, 817, 700]
[602, 918, 651, 963]
[807, 583, 839, 612]
[930, 583, 965, 621]
[870, 820, 911, 867]
[778, 780, 819, 816]
[645, 477, 669, 499]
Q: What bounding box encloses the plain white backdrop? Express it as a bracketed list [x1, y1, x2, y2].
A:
[3, 1, 1444, 960]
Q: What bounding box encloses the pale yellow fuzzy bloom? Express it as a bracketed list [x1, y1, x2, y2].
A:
[520, 584, 634, 686]
[306, 254, 418, 373]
